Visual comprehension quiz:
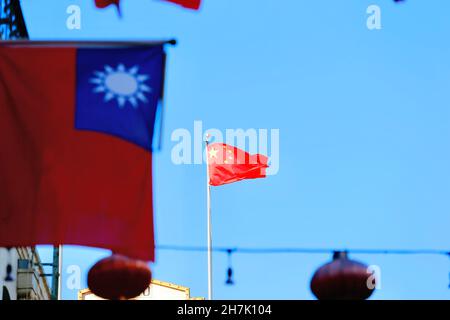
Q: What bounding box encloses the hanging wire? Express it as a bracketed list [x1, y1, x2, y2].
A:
[447, 252, 450, 289]
[225, 249, 235, 285]
[4, 247, 13, 282]
[158, 245, 449, 289]
[157, 245, 450, 257]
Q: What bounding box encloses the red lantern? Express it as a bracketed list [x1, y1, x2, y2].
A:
[88, 254, 152, 300]
[310, 251, 375, 300]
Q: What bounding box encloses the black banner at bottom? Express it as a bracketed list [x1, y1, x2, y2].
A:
[0, 300, 446, 319]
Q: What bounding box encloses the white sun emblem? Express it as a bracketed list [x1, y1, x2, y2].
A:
[90, 64, 152, 109]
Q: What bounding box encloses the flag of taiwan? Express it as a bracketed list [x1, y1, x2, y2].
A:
[0, 43, 167, 261]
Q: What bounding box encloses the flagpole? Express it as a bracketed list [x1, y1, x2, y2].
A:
[205, 136, 213, 300]
[58, 245, 63, 300]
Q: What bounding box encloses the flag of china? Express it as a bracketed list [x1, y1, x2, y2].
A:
[0, 43, 166, 261]
[207, 143, 269, 186]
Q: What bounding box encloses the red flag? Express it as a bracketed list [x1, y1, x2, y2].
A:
[94, 0, 201, 10]
[163, 0, 201, 9]
[0, 45, 164, 261]
[95, 0, 119, 8]
[207, 143, 269, 186]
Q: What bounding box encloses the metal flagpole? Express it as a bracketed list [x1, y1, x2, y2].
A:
[51, 246, 59, 300]
[205, 137, 213, 300]
[57, 245, 63, 300]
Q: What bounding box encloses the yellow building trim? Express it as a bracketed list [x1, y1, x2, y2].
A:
[78, 279, 199, 300]
[150, 279, 191, 300]
[78, 288, 91, 300]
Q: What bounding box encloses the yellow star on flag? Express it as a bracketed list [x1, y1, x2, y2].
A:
[209, 148, 218, 159]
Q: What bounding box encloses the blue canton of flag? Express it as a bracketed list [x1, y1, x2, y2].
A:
[75, 46, 165, 151]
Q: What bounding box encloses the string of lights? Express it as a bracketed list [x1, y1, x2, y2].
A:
[157, 245, 450, 288]
[157, 245, 450, 256]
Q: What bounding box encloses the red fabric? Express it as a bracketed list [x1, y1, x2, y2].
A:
[95, 0, 120, 8]
[163, 0, 201, 9]
[0, 47, 154, 261]
[95, 0, 201, 10]
[207, 143, 269, 186]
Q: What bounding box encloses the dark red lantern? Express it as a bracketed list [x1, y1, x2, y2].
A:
[310, 251, 375, 300]
[88, 254, 152, 300]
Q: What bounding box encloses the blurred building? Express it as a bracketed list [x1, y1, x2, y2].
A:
[0, 0, 29, 40]
[79, 279, 204, 300]
[0, 247, 51, 300]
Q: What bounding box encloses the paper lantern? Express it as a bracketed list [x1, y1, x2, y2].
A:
[310, 251, 375, 300]
[88, 254, 151, 300]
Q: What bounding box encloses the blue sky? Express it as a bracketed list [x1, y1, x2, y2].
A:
[21, 0, 450, 299]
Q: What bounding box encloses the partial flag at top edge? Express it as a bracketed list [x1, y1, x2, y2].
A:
[95, 0, 201, 10]
[164, 0, 201, 10]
